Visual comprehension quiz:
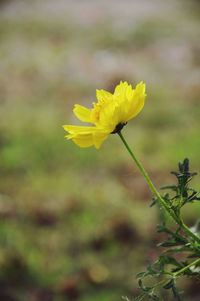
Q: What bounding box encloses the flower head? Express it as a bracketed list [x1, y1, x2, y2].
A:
[63, 81, 146, 149]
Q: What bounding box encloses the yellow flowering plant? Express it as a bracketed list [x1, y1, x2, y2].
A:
[63, 81, 146, 149]
[63, 82, 200, 301]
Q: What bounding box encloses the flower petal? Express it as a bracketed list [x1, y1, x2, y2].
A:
[114, 81, 134, 101]
[96, 89, 112, 103]
[72, 134, 94, 148]
[63, 125, 109, 148]
[93, 132, 109, 149]
[126, 81, 146, 121]
[99, 101, 119, 131]
[63, 125, 99, 133]
[73, 104, 92, 123]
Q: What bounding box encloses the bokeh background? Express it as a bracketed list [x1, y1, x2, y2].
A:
[0, 0, 200, 300]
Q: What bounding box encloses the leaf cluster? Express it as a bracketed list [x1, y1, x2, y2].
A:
[131, 159, 200, 301]
[161, 158, 200, 211]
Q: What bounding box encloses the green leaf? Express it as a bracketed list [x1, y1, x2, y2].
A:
[160, 185, 177, 191]
[147, 261, 159, 275]
[150, 198, 157, 207]
[171, 280, 183, 301]
[136, 272, 148, 279]
[160, 255, 182, 267]
[148, 293, 162, 301]
[159, 240, 182, 247]
[164, 246, 192, 253]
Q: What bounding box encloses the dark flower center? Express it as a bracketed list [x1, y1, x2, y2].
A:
[111, 122, 127, 134]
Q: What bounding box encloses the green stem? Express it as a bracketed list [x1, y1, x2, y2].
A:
[174, 257, 200, 276]
[153, 258, 200, 292]
[118, 131, 200, 244]
[137, 257, 200, 299]
[181, 220, 200, 244]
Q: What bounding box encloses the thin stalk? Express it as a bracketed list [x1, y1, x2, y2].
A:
[135, 257, 200, 300]
[174, 257, 200, 276]
[152, 258, 200, 292]
[118, 131, 200, 244]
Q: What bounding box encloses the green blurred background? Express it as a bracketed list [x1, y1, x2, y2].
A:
[0, 0, 200, 300]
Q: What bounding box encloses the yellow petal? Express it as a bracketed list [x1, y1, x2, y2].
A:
[63, 125, 98, 134]
[114, 81, 134, 101]
[72, 134, 94, 148]
[72, 131, 109, 149]
[98, 101, 119, 131]
[63, 125, 109, 148]
[73, 104, 92, 123]
[93, 132, 109, 149]
[96, 89, 112, 103]
[126, 81, 146, 121]
[136, 81, 146, 95]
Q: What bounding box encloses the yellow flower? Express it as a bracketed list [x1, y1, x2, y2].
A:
[63, 81, 146, 149]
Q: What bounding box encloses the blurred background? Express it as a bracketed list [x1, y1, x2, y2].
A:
[0, 0, 200, 300]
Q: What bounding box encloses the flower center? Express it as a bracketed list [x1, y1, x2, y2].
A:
[111, 122, 127, 134]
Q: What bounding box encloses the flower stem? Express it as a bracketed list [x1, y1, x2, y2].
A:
[118, 132, 178, 220]
[118, 131, 200, 244]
